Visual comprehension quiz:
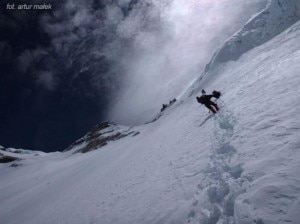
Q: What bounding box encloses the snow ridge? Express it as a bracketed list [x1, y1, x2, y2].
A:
[179, 0, 300, 103]
[205, 0, 300, 72]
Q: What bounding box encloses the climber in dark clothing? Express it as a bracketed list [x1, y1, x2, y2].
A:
[196, 89, 220, 113]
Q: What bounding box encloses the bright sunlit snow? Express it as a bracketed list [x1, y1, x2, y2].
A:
[1, 1, 300, 224]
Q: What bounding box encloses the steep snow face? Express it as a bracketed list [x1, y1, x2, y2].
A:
[1, 7, 300, 224]
[195, 20, 300, 224]
[206, 0, 300, 72]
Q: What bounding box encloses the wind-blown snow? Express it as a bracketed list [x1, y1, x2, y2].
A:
[1, 1, 300, 224]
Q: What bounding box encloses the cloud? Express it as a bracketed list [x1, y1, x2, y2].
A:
[1, 0, 267, 124]
[17, 49, 49, 73]
[36, 71, 56, 90]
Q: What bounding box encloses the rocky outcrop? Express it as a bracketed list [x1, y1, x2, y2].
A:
[0, 153, 20, 163]
[65, 121, 140, 153]
[0, 145, 46, 167]
[0, 146, 21, 164]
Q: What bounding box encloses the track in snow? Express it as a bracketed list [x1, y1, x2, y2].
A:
[186, 103, 253, 224]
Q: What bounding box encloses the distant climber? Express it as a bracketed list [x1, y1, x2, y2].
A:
[196, 89, 221, 113]
[160, 98, 177, 112]
[169, 98, 176, 105]
[161, 104, 168, 112]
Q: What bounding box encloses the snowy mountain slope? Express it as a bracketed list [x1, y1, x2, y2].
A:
[1, 5, 300, 224]
[205, 0, 300, 72]
[190, 20, 300, 224]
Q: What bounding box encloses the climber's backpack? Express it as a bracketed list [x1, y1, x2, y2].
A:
[212, 90, 221, 99]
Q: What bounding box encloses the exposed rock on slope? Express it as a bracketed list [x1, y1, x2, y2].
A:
[0, 145, 45, 165]
[0, 154, 19, 164]
[65, 121, 140, 153]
